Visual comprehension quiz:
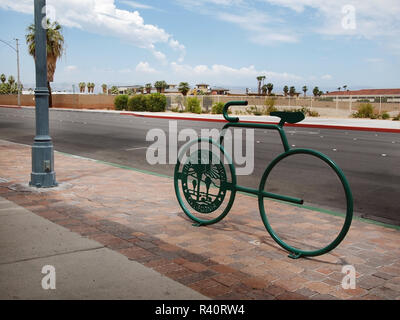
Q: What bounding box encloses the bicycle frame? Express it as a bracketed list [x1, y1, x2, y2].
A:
[219, 102, 303, 205]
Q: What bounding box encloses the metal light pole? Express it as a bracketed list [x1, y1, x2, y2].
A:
[29, 0, 57, 188]
[15, 38, 21, 107]
[0, 38, 21, 106]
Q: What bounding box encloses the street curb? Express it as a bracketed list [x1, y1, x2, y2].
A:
[123, 112, 400, 134]
[1, 104, 399, 133]
[0, 105, 22, 109]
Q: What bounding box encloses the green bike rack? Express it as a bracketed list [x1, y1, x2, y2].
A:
[174, 101, 353, 259]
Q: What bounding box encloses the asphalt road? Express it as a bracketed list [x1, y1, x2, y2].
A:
[0, 107, 399, 225]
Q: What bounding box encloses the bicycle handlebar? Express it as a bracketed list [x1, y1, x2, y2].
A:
[223, 101, 248, 122]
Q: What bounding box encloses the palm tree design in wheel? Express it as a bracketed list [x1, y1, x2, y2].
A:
[181, 150, 227, 214]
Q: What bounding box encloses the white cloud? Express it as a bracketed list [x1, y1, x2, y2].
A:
[170, 62, 302, 85]
[0, 0, 186, 62]
[119, 1, 155, 10]
[321, 74, 332, 80]
[217, 11, 298, 44]
[135, 61, 157, 73]
[64, 65, 77, 72]
[262, 0, 400, 40]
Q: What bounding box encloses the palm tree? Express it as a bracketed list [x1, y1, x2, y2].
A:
[0, 74, 6, 84]
[261, 84, 267, 95]
[289, 86, 296, 97]
[102, 84, 107, 94]
[266, 83, 273, 95]
[343, 85, 348, 91]
[89, 82, 95, 93]
[79, 82, 86, 93]
[145, 83, 152, 94]
[154, 81, 167, 93]
[337, 87, 341, 91]
[26, 19, 64, 108]
[313, 86, 320, 97]
[256, 76, 265, 95]
[283, 85, 289, 97]
[302, 85, 308, 97]
[110, 86, 119, 95]
[178, 82, 190, 96]
[8, 75, 15, 87]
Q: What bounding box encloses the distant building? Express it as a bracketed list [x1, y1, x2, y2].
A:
[210, 87, 230, 95]
[196, 83, 210, 93]
[324, 88, 400, 102]
[164, 84, 180, 94]
[117, 85, 144, 94]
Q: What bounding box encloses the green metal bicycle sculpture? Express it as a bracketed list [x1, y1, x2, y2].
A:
[174, 101, 353, 259]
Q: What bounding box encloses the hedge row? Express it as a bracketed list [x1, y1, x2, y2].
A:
[114, 93, 167, 112]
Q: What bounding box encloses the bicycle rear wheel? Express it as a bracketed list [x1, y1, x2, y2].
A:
[258, 149, 353, 258]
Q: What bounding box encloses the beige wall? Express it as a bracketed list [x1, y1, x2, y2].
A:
[1, 94, 399, 115]
[0, 94, 115, 110]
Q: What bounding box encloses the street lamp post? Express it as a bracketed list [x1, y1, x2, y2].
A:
[15, 38, 21, 107]
[29, 0, 57, 188]
[0, 38, 21, 106]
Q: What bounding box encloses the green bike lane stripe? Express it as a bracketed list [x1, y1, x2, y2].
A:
[57, 150, 400, 231]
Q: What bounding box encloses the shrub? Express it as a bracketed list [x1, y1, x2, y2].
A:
[146, 93, 167, 112]
[286, 106, 319, 117]
[381, 112, 390, 120]
[352, 103, 374, 118]
[393, 113, 400, 121]
[114, 94, 129, 110]
[186, 97, 202, 114]
[264, 98, 278, 115]
[211, 102, 225, 114]
[127, 95, 147, 111]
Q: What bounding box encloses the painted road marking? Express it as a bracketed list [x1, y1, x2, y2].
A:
[125, 147, 156, 151]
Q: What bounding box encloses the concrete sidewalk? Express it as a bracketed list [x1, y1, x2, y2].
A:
[0, 196, 206, 299]
[0, 139, 399, 300]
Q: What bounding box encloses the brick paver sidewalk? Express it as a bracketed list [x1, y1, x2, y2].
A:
[0, 139, 399, 300]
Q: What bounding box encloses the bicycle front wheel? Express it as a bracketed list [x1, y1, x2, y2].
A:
[258, 149, 353, 258]
[174, 138, 237, 226]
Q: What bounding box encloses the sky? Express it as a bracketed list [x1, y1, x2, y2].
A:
[0, 0, 399, 93]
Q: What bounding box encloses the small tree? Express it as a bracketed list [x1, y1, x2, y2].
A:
[146, 93, 167, 112]
[211, 102, 225, 114]
[313, 86, 320, 97]
[302, 85, 308, 97]
[178, 82, 190, 96]
[289, 86, 296, 97]
[102, 84, 107, 94]
[154, 81, 167, 93]
[145, 83, 152, 94]
[266, 83, 274, 95]
[79, 82, 86, 93]
[114, 94, 129, 110]
[283, 85, 289, 96]
[261, 84, 267, 95]
[0, 74, 6, 84]
[186, 97, 202, 114]
[127, 95, 147, 111]
[110, 86, 119, 95]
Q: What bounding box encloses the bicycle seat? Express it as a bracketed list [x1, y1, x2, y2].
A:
[270, 111, 305, 124]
